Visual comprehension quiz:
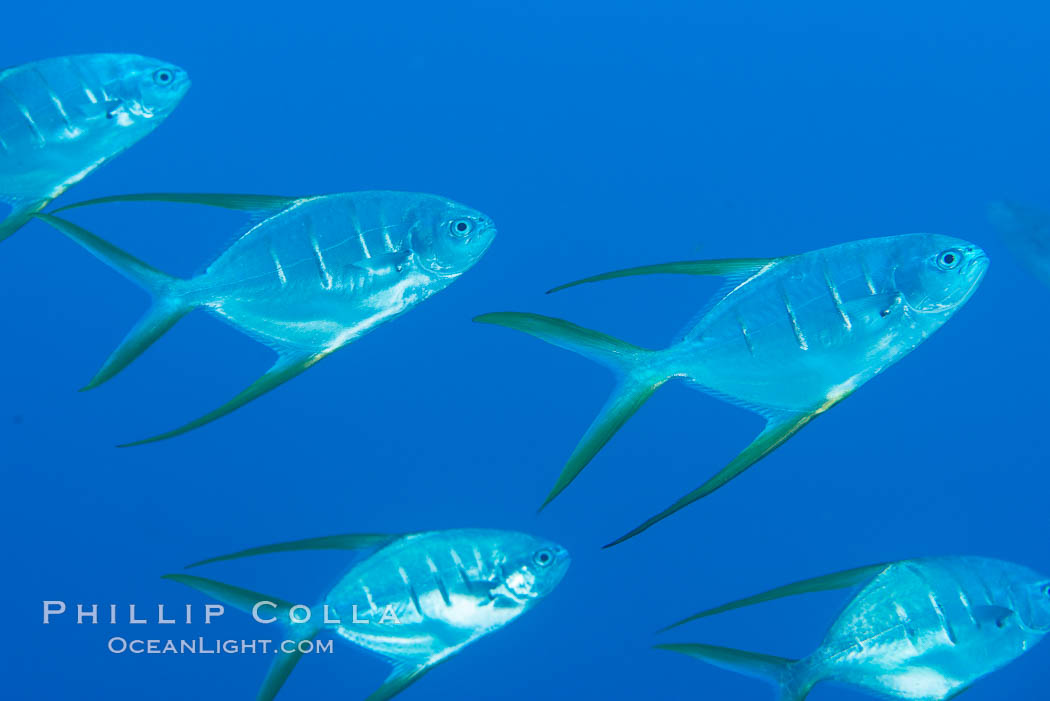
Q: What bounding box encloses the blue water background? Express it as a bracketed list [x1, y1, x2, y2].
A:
[4, 2, 1049, 699]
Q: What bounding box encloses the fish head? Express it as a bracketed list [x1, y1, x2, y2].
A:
[492, 532, 571, 604]
[126, 56, 191, 119]
[87, 54, 191, 126]
[407, 195, 497, 277]
[891, 234, 988, 316]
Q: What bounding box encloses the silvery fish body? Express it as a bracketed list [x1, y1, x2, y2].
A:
[673, 236, 989, 412]
[191, 191, 491, 352]
[166, 528, 570, 701]
[326, 530, 570, 663]
[804, 557, 1049, 700]
[989, 199, 1050, 288]
[0, 54, 189, 240]
[477, 234, 988, 545]
[38, 190, 497, 445]
[659, 556, 1050, 701]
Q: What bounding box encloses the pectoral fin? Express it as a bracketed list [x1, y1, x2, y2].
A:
[841, 292, 906, 321]
[119, 349, 332, 447]
[547, 257, 782, 293]
[974, 605, 1016, 629]
[354, 249, 415, 275]
[367, 658, 452, 701]
[604, 409, 819, 548]
[658, 561, 893, 632]
[186, 533, 408, 568]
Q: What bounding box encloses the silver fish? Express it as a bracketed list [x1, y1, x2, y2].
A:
[36, 190, 496, 445]
[166, 529, 570, 701]
[658, 556, 1050, 700]
[0, 54, 189, 241]
[477, 234, 988, 546]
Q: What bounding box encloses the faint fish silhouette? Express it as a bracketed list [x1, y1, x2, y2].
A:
[989, 199, 1050, 288]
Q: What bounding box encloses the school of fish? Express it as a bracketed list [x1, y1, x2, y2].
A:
[6, 53, 1049, 700]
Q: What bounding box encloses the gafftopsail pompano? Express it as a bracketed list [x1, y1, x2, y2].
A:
[36, 190, 496, 445]
[166, 529, 570, 701]
[656, 556, 1050, 700]
[0, 54, 189, 242]
[477, 235, 988, 546]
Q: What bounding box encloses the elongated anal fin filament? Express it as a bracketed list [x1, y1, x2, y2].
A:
[118, 350, 333, 447]
[604, 409, 819, 548]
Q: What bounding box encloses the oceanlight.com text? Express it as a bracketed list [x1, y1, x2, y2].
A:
[106, 637, 335, 655]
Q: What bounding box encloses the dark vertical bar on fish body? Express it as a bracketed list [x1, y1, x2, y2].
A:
[821, 254, 853, 331]
[0, 56, 109, 163]
[426, 554, 453, 607]
[449, 547, 473, 589]
[31, 66, 74, 132]
[306, 214, 334, 290]
[779, 282, 809, 351]
[66, 56, 103, 107]
[0, 82, 46, 147]
[399, 565, 425, 617]
[859, 254, 879, 296]
[269, 244, 288, 287]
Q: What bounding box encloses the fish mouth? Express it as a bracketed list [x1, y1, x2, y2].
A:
[968, 253, 990, 278]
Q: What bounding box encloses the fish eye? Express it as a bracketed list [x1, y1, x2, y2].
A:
[533, 549, 554, 567]
[936, 249, 963, 270]
[449, 219, 473, 237]
[153, 69, 175, 86]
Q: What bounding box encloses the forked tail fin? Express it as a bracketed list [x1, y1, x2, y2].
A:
[34, 213, 197, 389]
[473, 312, 674, 509]
[656, 643, 816, 701]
